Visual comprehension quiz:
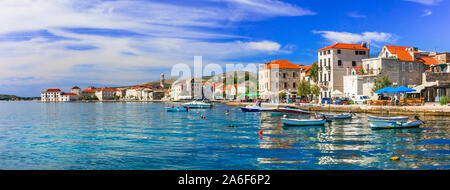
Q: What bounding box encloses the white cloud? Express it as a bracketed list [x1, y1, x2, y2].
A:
[243, 40, 281, 51]
[422, 9, 433, 16]
[313, 31, 397, 44]
[0, 0, 311, 95]
[404, 0, 443, 5]
[347, 12, 367, 18]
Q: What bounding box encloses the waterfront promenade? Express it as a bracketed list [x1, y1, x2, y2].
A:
[225, 101, 450, 116]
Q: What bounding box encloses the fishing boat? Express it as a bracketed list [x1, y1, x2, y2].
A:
[181, 101, 212, 109]
[165, 107, 188, 112]
[319, 113, 352, 121]
[367, 115, 408, 122]
[270, 106, 310, 114]
[369, 120, 423, 130]
[281, 118, 326, 126]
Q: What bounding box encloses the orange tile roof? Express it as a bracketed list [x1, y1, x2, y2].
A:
[384, 45, 417, 61]
[100, 88, 116, 92]
[71, 86, 80, 89]
[223, 84, 237, 90]
[266, 60, 301, 69]
[62, 93, 78, 96]
[82, 89, 96, 93]
[46, 89, 61, 92]
[317, 43, 368, 51]
[416, 56, 438, 66]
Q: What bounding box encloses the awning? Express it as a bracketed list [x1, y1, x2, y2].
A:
[408, 81, 438, 93]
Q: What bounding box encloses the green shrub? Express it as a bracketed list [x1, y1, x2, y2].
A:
[440, 96, 448, 106]
[349, 100, 354, 105]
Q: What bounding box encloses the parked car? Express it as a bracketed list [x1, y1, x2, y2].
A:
[353, 95, 371, 104]
[333, 97, 351, 105]
[321, 98, 331, 104]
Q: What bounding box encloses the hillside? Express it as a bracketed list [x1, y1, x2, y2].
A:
[0, 94, 40, 100]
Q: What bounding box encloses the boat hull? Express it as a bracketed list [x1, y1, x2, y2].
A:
[320, 113, 352, 120]
[241, 107, 260, 112]
[281, 118, 326, 126]
[368, 116, 408, 122]
[271, 107, 310, 114]
[165, 107, 188, 112]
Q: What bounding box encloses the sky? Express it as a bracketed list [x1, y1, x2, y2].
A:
[0, 0, 449, 97]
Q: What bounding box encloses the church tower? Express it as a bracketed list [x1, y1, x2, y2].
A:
[160, 73, 165, 88]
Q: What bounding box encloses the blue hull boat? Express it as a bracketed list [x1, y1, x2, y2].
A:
[241, 107, 260, 112]
[165, 107, 188, 112]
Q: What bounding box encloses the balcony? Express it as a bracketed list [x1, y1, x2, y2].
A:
[319, 81, 329, 87]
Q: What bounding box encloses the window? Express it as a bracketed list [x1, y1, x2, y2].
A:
[328, 73, 331, 81]
[337, 49, 341, 54]
[293, 82, 297, 88]
[402, 62, 405, 72]
[283, 73, 287, 78]
[355, 51, 359, 55]
[319, 73, 322, 81]
[352, 61, 356, 67]
[324, 73, 327, 81]
[327, 50, 330, 54]
[361, 51, 366, 55]
[409, 62, 413, 72]
[319, 59, 322, 67]
[338, 60, 342, 66]
[293, 72, 296, 77]
[284, 82, 288, 88]
[328, 58, 331, 66]
[320, 51, 322, 56]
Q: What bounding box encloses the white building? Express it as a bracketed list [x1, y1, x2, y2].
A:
[41, 89, 63, 102]
[95, 88, 117, 101]
[70, 86, 81, 96]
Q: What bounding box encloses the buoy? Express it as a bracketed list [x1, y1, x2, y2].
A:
[228, 124, 235, 127]
[144, 110, 147, 112]
[283, 115, 287, 118]
[390, 156, 400, 161]
[258, 129, 263, 137]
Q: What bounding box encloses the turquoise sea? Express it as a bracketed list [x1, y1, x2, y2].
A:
[0, 101, 448, 169]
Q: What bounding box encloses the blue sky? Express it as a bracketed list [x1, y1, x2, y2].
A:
[0, 0, 449, 96]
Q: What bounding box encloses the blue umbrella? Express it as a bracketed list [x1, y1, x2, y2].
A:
[390, 86, 416, 93]
[375, 86, 395, 93]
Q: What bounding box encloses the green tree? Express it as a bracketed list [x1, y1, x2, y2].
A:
[279, 92, 287, 100]
[372, 75, 392, 92]
[309, 63, 318, 82]
[297, 80, 311, 97]
[310, 84, 320, 98]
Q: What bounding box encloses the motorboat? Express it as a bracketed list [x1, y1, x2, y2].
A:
[165, 107, 188, 112]
[367, 115, 408, 122]
[241, 101, 263, 112]
[281, 118, 326, 126]
[369, 120, 423, 130]
[181, 101, 212, 109]
[270, 106, 310, 114]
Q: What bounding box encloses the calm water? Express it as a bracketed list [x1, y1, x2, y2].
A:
[0, 101, 448, 170]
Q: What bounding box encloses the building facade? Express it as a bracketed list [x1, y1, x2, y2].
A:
[258, 60, 304, 100]
[317, 43, 370, 99]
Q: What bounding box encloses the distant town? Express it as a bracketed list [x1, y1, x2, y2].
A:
[39, 43, 450, 105]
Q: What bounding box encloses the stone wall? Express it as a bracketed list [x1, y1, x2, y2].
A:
[423, 72, 450, 83]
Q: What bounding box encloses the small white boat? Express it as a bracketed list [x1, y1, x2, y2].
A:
[369, 120, 423, 130]
[281, 118, 326, 126]
[368, 115, 408, 122]
[241, 101, 263, 112]
[181, 101, 212, 109]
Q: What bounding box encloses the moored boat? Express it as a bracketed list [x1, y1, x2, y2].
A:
[181, 101, 212, 109]
[369, 120, 423, 130]
[270, 106, 310, 114]
[319, 113, 352, 121]
[367, 115, 408, 122]
[241, 101, 263, 112]
[281, 118, 326, 126]
[165, 107, 188, 112]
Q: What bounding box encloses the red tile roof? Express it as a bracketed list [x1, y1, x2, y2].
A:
[62, 93, 78, 96]
[82, 89, 96, 93]
[317, 43, 368, 51]
[266, 60, 301, 69]
[383, 45, 418, 62]
[100, 88, 116, 92]
[46, 89, 61, 92]
[416, 56, 438, 66]
[71, 86, 80, 89]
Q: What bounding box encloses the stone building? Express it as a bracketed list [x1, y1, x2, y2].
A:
[316, 43, 370, 99]
[258, 60, 304, 100]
